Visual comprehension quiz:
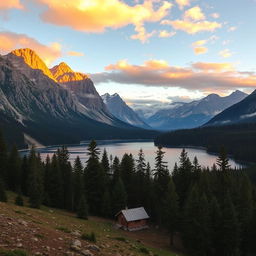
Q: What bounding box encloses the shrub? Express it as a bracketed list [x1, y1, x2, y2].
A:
[139, 247, 150, 254]
[0, 249, 28, 256]
[56, 226, 71, 233]
[15, 194, 24, 206]
[81, 232, 96, 243]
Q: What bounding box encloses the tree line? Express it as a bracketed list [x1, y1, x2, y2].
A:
[155, 122, 256, 163]
[0, 131, 256, 256]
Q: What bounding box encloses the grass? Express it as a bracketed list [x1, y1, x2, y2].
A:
[0, 192, 182, 256]
[0, 249, 28, 256]
[56, 226, 71, 233]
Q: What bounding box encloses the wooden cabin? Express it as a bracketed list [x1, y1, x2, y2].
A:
[115, 207, 149, 231]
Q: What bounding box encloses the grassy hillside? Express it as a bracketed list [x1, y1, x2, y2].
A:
[0, 192, 181, 256]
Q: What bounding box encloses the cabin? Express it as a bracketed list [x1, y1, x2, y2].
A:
[115, 207, 149, 231]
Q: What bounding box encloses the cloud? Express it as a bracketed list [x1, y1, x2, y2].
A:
[91, 59, 256, 92]
[192, 36, 217, 55]
[184, 6, 205, 21]
[67, 51, 84, 57]
[162, 6, 221, 34]
[211, 13, 220, 19]
[130, 24, 156, 43]
[158, 30, 176, 38]
[0, 31, 62, 65]
[163, 19, 221, 34]
[175, 0, 190, 9]
[34, 0, 172, 43]
[192, 62, 235, 72]
[228, 26, 237, 32]
[194, 47, 208, 55]
[219, 49, 233, 58]
[0, 0, 23, 10]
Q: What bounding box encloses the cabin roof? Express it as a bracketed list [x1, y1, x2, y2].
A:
[116, 207, 149, 222]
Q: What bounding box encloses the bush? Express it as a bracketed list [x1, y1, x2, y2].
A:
[15, 194, 24, 206]
[139, 247, 150, 254]
[114, 237, 127, 242]
[0, 249, 28, 256]
[56, 226, 71, 233]
[81, 232, 96, 243]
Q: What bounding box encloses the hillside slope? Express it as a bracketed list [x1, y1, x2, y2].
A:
[0, 194, 178, 256]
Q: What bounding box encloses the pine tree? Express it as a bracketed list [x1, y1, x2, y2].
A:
[173, 149, 193, 208]
[165, 178, 179, 245]
[219, 193, 240, 256]
[101, 188, 112, 218]
[182, 185, 210, 256]
[21, 155, 29, 196]
[28, 147, 43, 209]
[112, 177, 127, 215]
[153, 146, 170, 224]
[84, 140, 105, 215]
[42, 155, 51, 206]
[0, 131, 8, 184]
[0, 178, 7, 202]
[57, 146, 73, 210]
[216, 146, 230, 171]
[7, 145, 21, 192]
[120, 154, 135, 206]
[236, 175, 253, 255]
[15, 194, 24, 206]
[48, 154, 63, 208]
[77, 195, 88, 220]
[135, 149, 147, 206]
[209, 196, 222, 255]
[73, 156, 84, 211]
[112, 156, 121, 184]
[101, 148, 110, 175]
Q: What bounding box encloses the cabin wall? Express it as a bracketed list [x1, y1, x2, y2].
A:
[117, 214, 128, 229]
[128, 219, 147, 230]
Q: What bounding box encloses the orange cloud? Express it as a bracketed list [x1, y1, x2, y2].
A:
[191, 36, 217, 55]
[194, 47, 208, 55]
[192, 62, 235, 72]
[175, 0, 190, 9]
[35, 0, 172, 42]
[162, 6, 221, 34]
[0, 32, 62, 66]
[184, 6, 205, 21]
[158, 30, 176, 38]
[92, 59, 256, 92]
[163, 19, 221, 34]
[0, 0, 23, 10]
[219, 49, 233, 58]
[67, 51, 84, 57]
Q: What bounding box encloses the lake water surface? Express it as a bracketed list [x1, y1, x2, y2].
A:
[21, 140, 242, 170]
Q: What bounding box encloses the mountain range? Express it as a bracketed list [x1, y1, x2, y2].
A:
[205, 90, 256, 126]
[0, 48, 156, 147]
[101, 93, 150, 129]
[133, 90, 247, 130]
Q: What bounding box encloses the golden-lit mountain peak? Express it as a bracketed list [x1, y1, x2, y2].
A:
[50, 62, 88, 83]
[11, 48, 55, 80]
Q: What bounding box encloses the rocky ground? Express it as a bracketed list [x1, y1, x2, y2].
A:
[0, 194, 180, 256]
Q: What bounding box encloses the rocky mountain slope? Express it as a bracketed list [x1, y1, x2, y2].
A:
[205, 89, 256, 126]
[143, 90, 247, 131]
[0, 49, 156, 147]
[102, 93, 150, 129]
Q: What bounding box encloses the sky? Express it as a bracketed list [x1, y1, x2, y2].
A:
[0, 0, 256, 107]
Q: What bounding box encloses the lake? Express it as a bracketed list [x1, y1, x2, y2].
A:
[20, 140, 242, 170]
